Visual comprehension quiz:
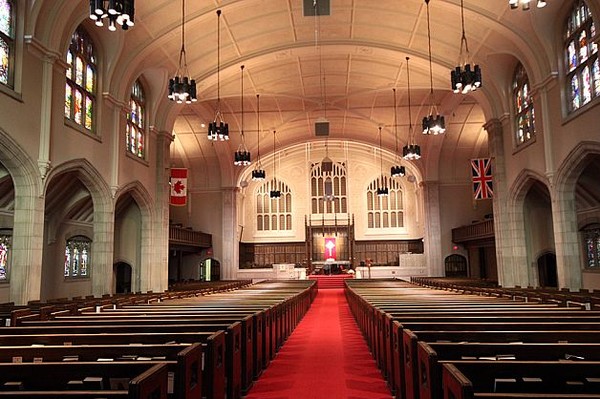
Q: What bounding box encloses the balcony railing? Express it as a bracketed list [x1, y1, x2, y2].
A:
[452, 218, 494, 243]
[169, 225, 212, 248]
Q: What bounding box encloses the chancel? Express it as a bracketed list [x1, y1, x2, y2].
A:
[0, 0, 599, 398]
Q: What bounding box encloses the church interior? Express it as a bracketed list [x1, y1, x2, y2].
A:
[0, 0, 600, 397]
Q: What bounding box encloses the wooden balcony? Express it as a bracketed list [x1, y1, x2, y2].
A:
[452, 218, 495, 244]
[169, 225, 212, 248]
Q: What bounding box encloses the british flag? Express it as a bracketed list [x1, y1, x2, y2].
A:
[471, 158, 493, 200]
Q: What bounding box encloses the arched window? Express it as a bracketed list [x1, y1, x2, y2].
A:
[127, 79, 145, 158]
[513, 63, 535, 145]
[65, 27, 96, 131]
[0, 231, 11, 281]
[366, 176, 404, 229]
[310, 161, 347, 214]
[582, 224, 600, 268]
[0, 0, 15, 87]
[256, 180, 292, 231]
[64, 235, 91, 278]
[565, 0, 599, 113]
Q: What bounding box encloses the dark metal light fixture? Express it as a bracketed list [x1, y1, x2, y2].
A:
[89, 0, 135, 31]
[390, 88, 406, 178]
[234, 65, 251, 166]
[403, 57, 421, 160]
[377, 127, 389, 197]
[423, 0, 446, 135]
[450, 0, 482, 94]
[509, 0, 547, 10]
[252, 94, 266, 180]
[269, 130, 281, 199]
[167, 0, 197, 104]
[208, 10, 229, 141]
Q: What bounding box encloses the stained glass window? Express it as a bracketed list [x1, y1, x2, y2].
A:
[256, 180, 292, 231]
[513, 63, 536, 145]
[310, 162, 347, 214]
[65, 27, 96, 131]
[582, 225, 600, 269]
[366, 176, 403, 229]
[126, 80, 146, 158]
[0, 233, 11, 281]
[0, 0, 14, 87]
[565, 0, 598, 113]
[64, 236, 91, 278]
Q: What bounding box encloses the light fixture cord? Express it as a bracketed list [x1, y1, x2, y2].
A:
[256, 94, 261, 165]
[393, 88, 399, 157]
[178, 0, 186, 73]
[217, 10, 222, 108]
[379, 126, 384, 176]
[240, 65, 245, 144]
[406, 57, 414, 144]
[273, 130, 277, 181]
[459, 0, 470, 64]
[426, 0, 437, 114]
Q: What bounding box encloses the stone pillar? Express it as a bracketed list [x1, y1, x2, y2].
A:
[422, 181, 443, 276]
[143, 129, 171, 293]
[485, 118, 519, 287]
[551, 188, 582, 290]
[221, 187, 238, 280]
[91, 204, 116, 296]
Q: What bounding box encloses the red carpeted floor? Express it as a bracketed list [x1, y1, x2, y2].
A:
[245, 288, 392, 399]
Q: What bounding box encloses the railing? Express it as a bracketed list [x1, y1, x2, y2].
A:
[451, 218, 494, 243]
[169, 225, 212, 248]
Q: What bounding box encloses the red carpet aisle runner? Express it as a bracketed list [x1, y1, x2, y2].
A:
[245, 288, 392, 399]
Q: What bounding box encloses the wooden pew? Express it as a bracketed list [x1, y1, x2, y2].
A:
[419, 341, 600, 399]
[0, 331, 225, 399]
[442, 361, 600, 398]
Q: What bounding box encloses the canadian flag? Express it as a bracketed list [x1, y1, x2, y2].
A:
[170, 168, 188, 206]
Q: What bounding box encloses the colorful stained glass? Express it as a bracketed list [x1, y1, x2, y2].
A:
[568, 41, 577, 71]
[75, 57, 84, 86]
[583, 65, 592, 104]
[593, 59, 600, 96]
[72, 247, 79, 276]
[85, 95, 93, 130]
[571, 74, 581, 110]
[0, 0, 12, 37]
[127, 80, 145, 157]
[593, 23, 598, 55]
[513, 63, 535, 145]
[579, 31, 589, 63]
[66, 50, 73, 79]
[86, 65, 94, 92]
[138, 106, 143, 128]
[64, 247, 71, 277]
[0, 236, 9, 281]
[130, 127, 136, 153]
[137, 130, 143, 157]
[0, 37, 8, 85]
[65, 84, 72, 118]
[74, 90, 83, 124]
[80, 247, 88, 276]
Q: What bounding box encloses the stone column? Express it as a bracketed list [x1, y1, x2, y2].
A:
[142, 129, 172, 293]
[485, 118, 519, 287]
[422, 181, 443, 276]
[91, 205, 116, 296]
[221, 187, 238, 280]
[551, 188, 582, 290]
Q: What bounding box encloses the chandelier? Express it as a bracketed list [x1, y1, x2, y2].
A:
[451, 0, 482, 94]
[377, 127, 389, 197]
[234, 65, 251, 166]
[403, 57, 421, 160]
[390, 88, 405, 178]
[208, 10, 229, 141]
[509, 0, 547, 10]
[167, 0, 197, 104]
[252, 94, 266, 180]
[423, 0, 446, 135]
[89, 0, 135, 31]
[270, 130, 281, 199]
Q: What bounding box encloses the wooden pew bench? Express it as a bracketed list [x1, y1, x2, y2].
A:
[442, 361, 600, 398]
[0, 331, 225, 399]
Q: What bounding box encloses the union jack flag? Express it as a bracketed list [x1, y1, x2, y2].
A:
[471, 158, 493, 200]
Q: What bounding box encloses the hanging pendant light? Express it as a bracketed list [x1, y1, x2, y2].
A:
[451, 0, 482, 94]
[403, 57, 421, 160]
[390, 88, 406, 178]
[167, 0, 197, 103]
[234, 65, 251, 166]
[270, 130, 281, 199]
[509, 0, 547, 10]
[89, 0, 135, 31]
[377, 127, 389, 197]
[423, 0, 446, 135]
[208, 10, 229, 141]
[252, 94, 266, 181]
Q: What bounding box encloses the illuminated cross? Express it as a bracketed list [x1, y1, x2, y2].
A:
[325, 239, 335, 258]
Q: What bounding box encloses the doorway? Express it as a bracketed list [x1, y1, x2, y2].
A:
[114, 262, 132, 293]
[537, 252, 558, 288]
[445, 254, 468, 277]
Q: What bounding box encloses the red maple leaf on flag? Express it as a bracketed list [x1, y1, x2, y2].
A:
[173, 180, 186, 194]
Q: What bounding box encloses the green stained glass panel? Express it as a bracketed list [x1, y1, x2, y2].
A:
[75, 57, 84, 86]
[74, 90, 83, 124]
[65, 84, 72, 118]
[86, 65, 94, 92]
[0, 37, 8, 85]
[85, 95, 93, 130]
